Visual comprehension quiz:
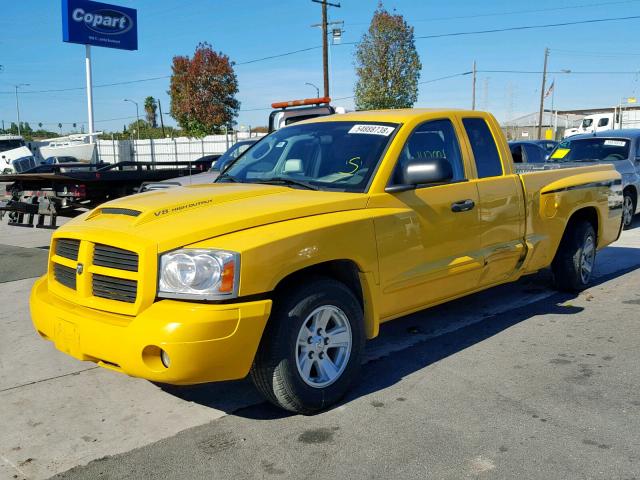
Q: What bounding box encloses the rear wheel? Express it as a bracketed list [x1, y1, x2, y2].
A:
[552, 220, 597, 292]
[250, 277, 365, 414]
[622, 191, 636, 230]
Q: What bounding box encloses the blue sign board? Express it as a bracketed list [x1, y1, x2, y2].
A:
[62, 0, 137, 51]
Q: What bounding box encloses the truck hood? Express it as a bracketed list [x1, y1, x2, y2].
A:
[65, 183, 369, 251]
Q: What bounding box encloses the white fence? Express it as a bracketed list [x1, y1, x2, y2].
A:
[95, 132, 263, 164]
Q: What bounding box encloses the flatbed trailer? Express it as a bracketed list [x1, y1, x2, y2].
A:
[0, 159, 216, 228]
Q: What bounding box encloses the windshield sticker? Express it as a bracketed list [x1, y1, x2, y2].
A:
[551, 148, 570, 159]
[276, 141, 286, 148]
[604, 139, 626, 147]
[348, 124, 395, 136]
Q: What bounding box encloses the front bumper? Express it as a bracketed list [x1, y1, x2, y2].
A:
[30, 275, 272, 384]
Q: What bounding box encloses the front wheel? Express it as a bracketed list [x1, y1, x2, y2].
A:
[250, 277, 365, 414]
[552, 220, 597, 292]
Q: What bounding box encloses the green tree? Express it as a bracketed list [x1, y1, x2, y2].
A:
[127, 119, 150, 135]
[144, 96, 158, 128]
[169, 42, 240, 137]
[354, 4, 422, 110]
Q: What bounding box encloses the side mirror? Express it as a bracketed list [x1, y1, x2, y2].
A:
[386, 157, 453, 193]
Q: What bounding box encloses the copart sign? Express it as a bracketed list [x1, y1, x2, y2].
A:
[62, 0, 138, 51]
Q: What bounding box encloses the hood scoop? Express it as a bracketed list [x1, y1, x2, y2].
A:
[90, 207, 142, 218]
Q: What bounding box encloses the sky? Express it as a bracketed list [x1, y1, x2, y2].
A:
[1, 0, 640, 134]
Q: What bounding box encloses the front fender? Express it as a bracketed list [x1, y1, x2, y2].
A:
[188, 210, 382, 337]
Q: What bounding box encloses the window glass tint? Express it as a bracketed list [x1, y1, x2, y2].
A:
[220, 121, 398, 192]
[0, 139, 24, 152]
[552, 137, 630, 162]
[392, 119, 465, 184]
[462, 118, 503, 178]
[509, 144, 523, 163]
[523, 144, 545, 163]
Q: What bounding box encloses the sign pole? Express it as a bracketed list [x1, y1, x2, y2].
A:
[85, 44, 95, 137]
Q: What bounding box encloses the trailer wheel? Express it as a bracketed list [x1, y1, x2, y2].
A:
[250, 277, 365, 414]
[552, 220, 596, 292]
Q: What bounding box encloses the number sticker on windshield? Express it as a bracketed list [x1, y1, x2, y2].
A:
[551, 148, 570, 159]
[348, 124, 395, 136]
[604, 139, 626, 147]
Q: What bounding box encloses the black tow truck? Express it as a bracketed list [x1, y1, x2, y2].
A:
[0, 159, 215, 228]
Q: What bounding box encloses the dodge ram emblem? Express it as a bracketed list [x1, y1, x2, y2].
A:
[76, 263, 84, 275]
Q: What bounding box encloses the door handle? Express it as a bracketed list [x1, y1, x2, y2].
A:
[451, 199, 475, 212]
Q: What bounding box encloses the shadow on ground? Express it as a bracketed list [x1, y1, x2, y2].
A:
[159, 246, 640, 419]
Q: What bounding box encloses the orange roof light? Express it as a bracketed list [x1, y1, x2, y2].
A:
[271, 97, 331, 109]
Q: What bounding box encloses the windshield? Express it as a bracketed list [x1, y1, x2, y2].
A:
[217, 121, 398, 192]
[11, 156, 37, 173]
[581, 119, 593, 128]
[549, 137, 630, 162]
[0, 139, 24, 153]
[211, 141, 255, 171]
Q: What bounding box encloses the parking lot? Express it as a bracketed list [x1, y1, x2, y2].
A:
[0, 218, 638, 479]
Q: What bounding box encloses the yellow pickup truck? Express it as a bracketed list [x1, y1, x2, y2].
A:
[30, 109, 623, 413]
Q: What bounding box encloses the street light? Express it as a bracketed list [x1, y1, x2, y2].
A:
[123, 98, 140, 140]
[14, 83, 30, 136]
[305, 82, 320, 98]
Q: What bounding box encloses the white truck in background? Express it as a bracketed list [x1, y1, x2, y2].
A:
[564, 109, 640, 138]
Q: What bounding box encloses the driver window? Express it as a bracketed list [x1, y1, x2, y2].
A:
[392, 119, 465, 185]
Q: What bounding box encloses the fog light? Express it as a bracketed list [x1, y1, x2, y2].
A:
[160, 349, 171, 368]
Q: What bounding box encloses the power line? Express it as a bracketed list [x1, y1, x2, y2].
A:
[236, 46, 322, 65]
[318, 71, 474, 102]
[3, 15, 639, 96]
[0, 76, 171, 95]
[551, 48, 640, 57]
[415, 15, 640, 40]
[478, 69, 640, 74]
[346, 0, 640, 25]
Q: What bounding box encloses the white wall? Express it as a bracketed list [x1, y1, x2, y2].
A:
[96, 132, 263, 164]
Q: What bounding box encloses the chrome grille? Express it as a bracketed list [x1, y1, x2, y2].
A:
[92, 274, 137, 303]
[54, 263, 76, 290]
[93, 244, 139, 272]
[55, 239, 80, 261]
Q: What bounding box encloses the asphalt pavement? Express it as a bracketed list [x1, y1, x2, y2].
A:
[1, 219, 639, 480]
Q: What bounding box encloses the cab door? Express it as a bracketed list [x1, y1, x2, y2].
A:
[372, 118, 484, 320]
[460, 116, 525, 286]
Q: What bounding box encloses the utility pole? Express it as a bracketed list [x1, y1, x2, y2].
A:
[471, 61, 477, 110]
[311, 0, 340, 98]
[537, 47, 549, 140]
[157, 99, 166, 137]
[124, 99, 140, 140]
[14, 84, 30, 136]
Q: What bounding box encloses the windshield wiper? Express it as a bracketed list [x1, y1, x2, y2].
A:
[216, 173, 240, 183]
[252, 177, 319, 191]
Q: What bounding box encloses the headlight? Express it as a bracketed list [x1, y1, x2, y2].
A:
[158, 249, 239, 300]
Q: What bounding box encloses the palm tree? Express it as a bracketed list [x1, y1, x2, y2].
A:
[144, 96, 158, 128]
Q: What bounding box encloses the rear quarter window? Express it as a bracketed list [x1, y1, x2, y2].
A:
[462, 118, 503, 178]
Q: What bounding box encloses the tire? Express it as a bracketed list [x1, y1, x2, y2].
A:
[622, 191, 636, 230]
[250, 277, 365, 414]
[551, 220, 597, 292]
